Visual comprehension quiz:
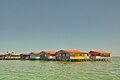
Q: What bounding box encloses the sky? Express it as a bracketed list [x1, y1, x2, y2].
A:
[0, 0, 120, 56]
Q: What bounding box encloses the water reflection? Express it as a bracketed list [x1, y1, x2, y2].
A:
[71, 62, 84, 64]
[0, 57, 120, 80]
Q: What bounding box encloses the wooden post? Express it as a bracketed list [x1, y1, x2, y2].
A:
[95, 54, 96, 61]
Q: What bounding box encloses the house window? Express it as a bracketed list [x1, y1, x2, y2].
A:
[45, 54, 46, 57]
[101, 54, 110, 57]
[59, 54, 61, 56]
[96, 54, 100, 56]
[80, 54, 82, 56]
[62, 54, 65, 56]
[91, 54, 95, 56]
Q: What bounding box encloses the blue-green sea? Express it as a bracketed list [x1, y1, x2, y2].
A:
[0, 57, 120, 80]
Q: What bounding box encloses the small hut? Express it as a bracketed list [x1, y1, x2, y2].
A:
[56, 50, 85, 61]
[40, 51, 48, 60]
[29, 52, 41, 60]
[40, 51, 56, 60]
[89, 50, 111, 60]
[20, 54, 29, 60]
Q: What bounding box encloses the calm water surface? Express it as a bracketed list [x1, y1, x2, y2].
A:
[0, 57, 120, 80]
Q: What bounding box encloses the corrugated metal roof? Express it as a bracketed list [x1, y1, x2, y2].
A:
[89, 50, 110, 54]
[61, 50, 82, 53]
[31, 52, 41, 54]
[43, 51, 56, 54]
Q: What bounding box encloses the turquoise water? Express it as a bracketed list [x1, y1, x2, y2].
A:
[0, 57, 120, 80]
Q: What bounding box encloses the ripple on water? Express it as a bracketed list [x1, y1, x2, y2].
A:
[0, 57, 120, 80]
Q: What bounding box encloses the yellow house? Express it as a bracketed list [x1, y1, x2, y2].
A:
[70, 50, 84, 59]
[56, 50, 85, 60]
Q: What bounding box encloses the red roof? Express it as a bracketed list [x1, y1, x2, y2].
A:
[89, 50, 110, 54]
[31, 52, 41, 54]
[61, 50, 82, 53]
[44, 51, 56, 54]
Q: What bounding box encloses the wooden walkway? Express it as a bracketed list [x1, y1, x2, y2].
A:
[27, 58, 111, 62]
